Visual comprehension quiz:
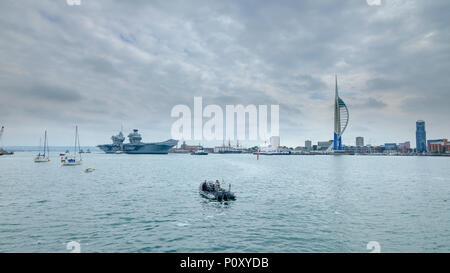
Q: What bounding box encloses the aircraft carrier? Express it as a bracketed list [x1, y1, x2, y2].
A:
[98, 129, 177, 154]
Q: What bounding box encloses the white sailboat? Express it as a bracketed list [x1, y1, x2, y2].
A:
[34, 130, 50, 163]
[62, 126, 82, 166]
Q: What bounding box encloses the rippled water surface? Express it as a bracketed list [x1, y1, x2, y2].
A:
[1, 152, 450, 252]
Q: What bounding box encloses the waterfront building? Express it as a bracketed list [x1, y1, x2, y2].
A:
[180, 141, 202, 151]
[427, 139, 449, 153]
[170, 141, 202, 153]
[356, 137, 364, 147]
[398, 141, 411, 153]
[270, 136, 280, 149]
[214, 140, 244, 153]
[372, 146, 382, 154]
[331, 76, 349, 151]
[343, 145, 371, 154]
[384, 143, 398, 153]
[258, 137, 278, 153]
[416, 120, 427, 153]
[305, 140, 312, 151]
[318, 140, 334, 151]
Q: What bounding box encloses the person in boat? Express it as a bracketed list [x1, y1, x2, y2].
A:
[202, 180, 208, 191]
[215, 180, 220, 190]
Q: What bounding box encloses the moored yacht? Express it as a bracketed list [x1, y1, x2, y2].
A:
[62, 126, 82, 166]
[34, 130, 50, 163]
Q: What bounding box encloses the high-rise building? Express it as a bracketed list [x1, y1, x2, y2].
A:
[305, 140, 312, 150]
[356, 136, 364, 147]
[332, 76, 349, 151]
[416, 120, 427, 153]
[270, 136, 280, 148]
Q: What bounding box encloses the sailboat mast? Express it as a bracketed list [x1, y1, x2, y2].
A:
[43, 130, 47, 156]
[78, 127, 82, 160]
[47, 130, 49, 156]
[74, 126, 78, 155]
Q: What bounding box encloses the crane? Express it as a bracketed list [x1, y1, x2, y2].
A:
[0, 126, 4, 142]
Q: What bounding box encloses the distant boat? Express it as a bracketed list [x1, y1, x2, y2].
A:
[86, 149, 91, 153]
[62, 126, 82, 166]
[84, 168, 95, 173]
[0, 148, 13, 156]
[191, 149, 208, 155]
[34, 130, 50, 163]
[252, 151, 291, 155]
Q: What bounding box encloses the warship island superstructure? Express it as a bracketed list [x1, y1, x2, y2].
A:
[98, 129, 178, 154]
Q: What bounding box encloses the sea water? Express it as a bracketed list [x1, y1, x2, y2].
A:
[1, 152, 449, 252]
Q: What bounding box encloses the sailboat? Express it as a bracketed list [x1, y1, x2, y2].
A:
[62, 126, 82, 166]
[34, 130, 50, 162]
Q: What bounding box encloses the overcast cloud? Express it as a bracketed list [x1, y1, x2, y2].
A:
[0, 0, 449, 147]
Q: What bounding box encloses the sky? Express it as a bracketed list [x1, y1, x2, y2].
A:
[0, 0, 449, 148]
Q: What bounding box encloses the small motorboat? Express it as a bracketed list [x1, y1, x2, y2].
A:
[199, 180, 236, 201]
[0, 148, 14, 155]
[84, 168, 95, 173]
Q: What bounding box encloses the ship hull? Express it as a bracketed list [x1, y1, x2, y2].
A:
[97, 144, 121, 154]
[98, 139, 178, 154]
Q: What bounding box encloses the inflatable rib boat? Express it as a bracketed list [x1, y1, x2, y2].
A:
[199, 181, 236, 201]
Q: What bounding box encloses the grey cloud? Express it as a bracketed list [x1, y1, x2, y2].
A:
[353, 98, 387, 109]
[288, 74, 327, 93]
[0, 0, 449, 146]
[83, 57, 121, 77]
[310, 93, 326, 100]
[401, 95, 450, 115]
[22, 83, 83, 102]
[366, 78, 402, 91]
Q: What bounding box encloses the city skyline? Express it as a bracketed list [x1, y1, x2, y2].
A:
[1, 0, 450, 147]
